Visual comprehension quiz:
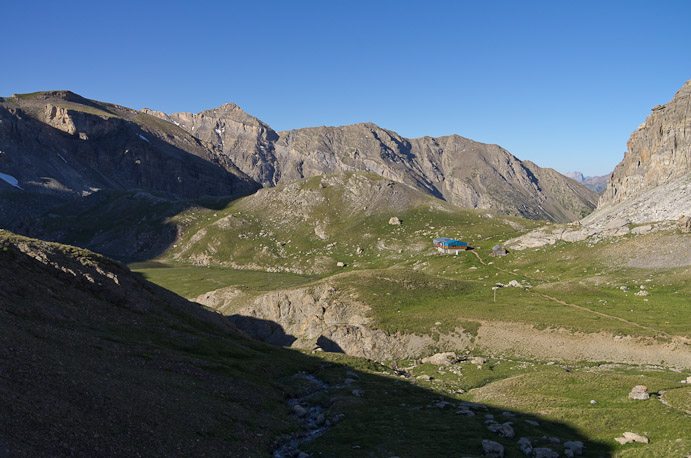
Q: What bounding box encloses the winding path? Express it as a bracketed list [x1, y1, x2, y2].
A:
[470, 250, 676, 338]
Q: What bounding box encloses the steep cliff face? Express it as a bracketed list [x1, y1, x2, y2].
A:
[143, 104, 280, 187]
[0, 91, 257, 200]
[152, 104, 598, 222]
[599, 80, 691, 207]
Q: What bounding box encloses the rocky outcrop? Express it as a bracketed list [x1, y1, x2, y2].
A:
[142, 104, 280, 187]
[599, 80, 691, 207]
[509, 80, 691, 249]
[195, 283, 471, 361]
[149, 108, 598, 223]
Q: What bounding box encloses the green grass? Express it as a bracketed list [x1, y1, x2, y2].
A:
[488, 238, 691, 337]
[467, 363, 691, 457]
[331, 267, 652, 337]
[663, 386, 691, 412]
[132, 263, 320, 298]
[161, 173, 539, 275]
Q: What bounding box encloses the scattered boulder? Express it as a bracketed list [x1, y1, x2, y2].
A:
[533, 448, 559, 458]
[628, 385, 650, 400]
[564, 440, 584, 456]
[507, 280, 521, 287]
[336, 261, 346, 267]
[605, 218, 629, 230]
[634, 290, 650, 296]
[422, 352, 459, 365]
[631, 224, 653, 234]
[292, 404, 307, 417]
[615, 432, 649, 444]
[470, 356, 487, 365]
[481, 439, 504, 457]
[679, 215, 691, 233]
[623, 432, 649, 443]
[518, 437, 533, 455]
[388, 217, 402, 225]
[351, 389, 365, 397]
[487, 421, 515, 439]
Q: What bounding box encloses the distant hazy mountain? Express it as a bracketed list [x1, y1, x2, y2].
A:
[564, 171, 611, 193]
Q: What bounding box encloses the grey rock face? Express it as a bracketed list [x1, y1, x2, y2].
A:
[600, 80, 691, 207]
[142, 104, 280, 187]
[153, 106, 597, 222]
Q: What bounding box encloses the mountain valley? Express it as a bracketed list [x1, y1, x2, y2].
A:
[1, 80, 691, 457]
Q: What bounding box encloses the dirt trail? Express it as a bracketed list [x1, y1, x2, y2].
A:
[471, 250, 681, 340]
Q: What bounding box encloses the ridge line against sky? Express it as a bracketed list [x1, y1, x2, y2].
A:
[2, 0, 690, 176]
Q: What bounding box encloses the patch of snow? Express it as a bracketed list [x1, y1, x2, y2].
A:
[215, 128, 222, 136]
[138, 135, 150, 143]
[0, 172, 23, 190]
[57, 152, 68, 163]
[173, 121, 180, 126]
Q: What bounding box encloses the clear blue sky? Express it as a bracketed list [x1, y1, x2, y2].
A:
[2, 1, 690, 176]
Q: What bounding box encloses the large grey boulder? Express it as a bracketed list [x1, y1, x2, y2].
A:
[628, 385, 650, 400]
[481, 439, 504, 457]
[421, 352, 458, 365]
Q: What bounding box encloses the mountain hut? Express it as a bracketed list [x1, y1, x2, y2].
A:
[433, 237, 468, 254]
[491, 244, 508, 257]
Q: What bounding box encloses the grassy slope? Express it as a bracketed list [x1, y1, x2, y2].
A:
[2, 230, 622, 458]
[133, 174, 690, 340]
[158, 173, 539, 274]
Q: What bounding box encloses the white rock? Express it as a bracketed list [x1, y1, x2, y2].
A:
[422, 352, 458, 365]
[622, 431, 649, 443]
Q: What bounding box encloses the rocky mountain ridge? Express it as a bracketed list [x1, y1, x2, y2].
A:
[147, 105, 598, 223]
[0, 91, 257, 202]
